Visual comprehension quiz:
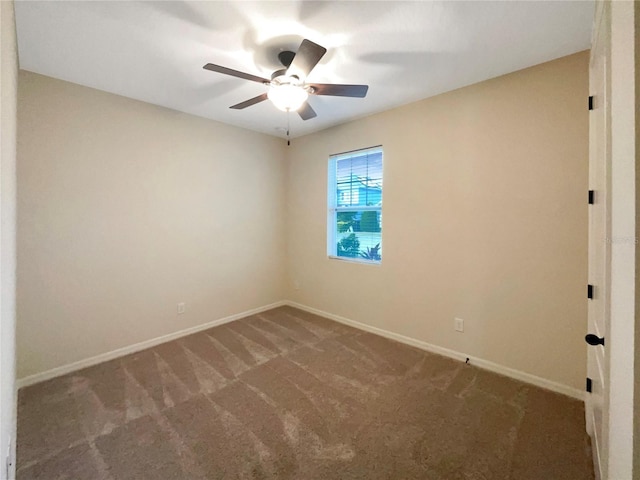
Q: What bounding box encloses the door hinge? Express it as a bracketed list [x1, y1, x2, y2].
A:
[588, 190, 594, 204]
[588, 284, 594, 299]
[586, 377, 592, 393]
[588, 96, 594, 110]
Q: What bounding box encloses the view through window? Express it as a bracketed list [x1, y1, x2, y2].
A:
[328, 146, 383, 263]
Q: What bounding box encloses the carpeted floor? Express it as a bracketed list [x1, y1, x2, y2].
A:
[17, 306, 594, 479]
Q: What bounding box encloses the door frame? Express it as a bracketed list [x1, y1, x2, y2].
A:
[607, 1, 636, 478]
[587, 1, 637, 479]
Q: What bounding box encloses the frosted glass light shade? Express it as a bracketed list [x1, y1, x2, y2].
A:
[268, 84, 308, 112]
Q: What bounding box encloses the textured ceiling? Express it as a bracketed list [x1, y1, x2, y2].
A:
[15, 1, 594, 139]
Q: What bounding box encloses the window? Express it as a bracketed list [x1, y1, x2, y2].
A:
[328, 146, 383, 263]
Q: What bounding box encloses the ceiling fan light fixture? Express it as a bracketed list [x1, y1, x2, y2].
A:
[268, 83, 308, 112]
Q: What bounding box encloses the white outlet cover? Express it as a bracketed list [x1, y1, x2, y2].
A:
[454, 318, 464, 332]
[177, 303, 186, 314]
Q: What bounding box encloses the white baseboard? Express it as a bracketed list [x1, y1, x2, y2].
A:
[16, 300, 286, 389]
[17, 299, 585, 401]
[285, 300, 585, 401]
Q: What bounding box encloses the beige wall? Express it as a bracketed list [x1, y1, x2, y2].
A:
[17, 52, 590, 394]
[17, 72, 287, 379]
[1, 0, 19, 476]
[286, 51, 589, 390]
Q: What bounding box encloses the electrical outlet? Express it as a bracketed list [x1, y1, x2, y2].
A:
[293, 280, 300, 290]
[177, 302, 186, 314]
[454, 317, 464, 332]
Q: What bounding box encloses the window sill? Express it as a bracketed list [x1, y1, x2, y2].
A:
[327, 255, 381, 266]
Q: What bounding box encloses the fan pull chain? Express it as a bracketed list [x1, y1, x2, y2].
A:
[287, 110, 291, 146]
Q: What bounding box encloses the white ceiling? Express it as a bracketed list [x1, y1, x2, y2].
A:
[15, 1, 594, 139]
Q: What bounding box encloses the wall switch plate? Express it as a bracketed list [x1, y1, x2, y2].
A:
[177, 303, 186, 314]
[454, 317, 464, 332]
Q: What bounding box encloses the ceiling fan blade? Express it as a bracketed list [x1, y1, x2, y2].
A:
[309, 83, 369, 98]
[286, 39, 327, 79]
[203, 63, 269, 84]
[298, 101, 317, 121]
[230, 93, 268, 110]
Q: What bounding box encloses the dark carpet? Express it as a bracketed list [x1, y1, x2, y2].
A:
[17, 306, 594, 479]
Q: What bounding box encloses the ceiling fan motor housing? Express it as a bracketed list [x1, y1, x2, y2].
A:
[270, 69, 289, 82]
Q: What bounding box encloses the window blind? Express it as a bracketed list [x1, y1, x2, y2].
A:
[328, 146, 383, 263]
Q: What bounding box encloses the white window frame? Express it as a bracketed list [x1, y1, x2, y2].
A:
[327, 146, 383, 264]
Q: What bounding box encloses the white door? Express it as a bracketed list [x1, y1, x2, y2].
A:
[586, 2, 610, 479]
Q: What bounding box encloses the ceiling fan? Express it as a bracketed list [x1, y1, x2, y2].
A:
[203, 39, 369, 121]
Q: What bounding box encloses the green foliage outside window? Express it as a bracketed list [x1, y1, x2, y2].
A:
[360, 211, 380, 232]
[337, 211, 358, 233]
[337, 233, 360, 258]
[360, 243, 381, 261]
